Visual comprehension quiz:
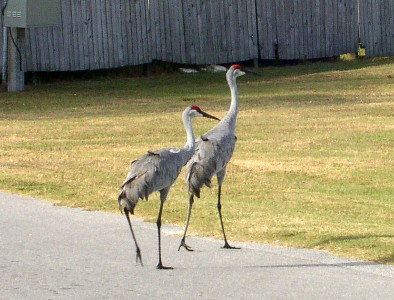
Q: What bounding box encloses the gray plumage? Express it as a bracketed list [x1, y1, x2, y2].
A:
[179, 65, 246, 251]
[187, 131, 237, 198]
[119, 148, 185, 214]
[118, 105, 219, 269]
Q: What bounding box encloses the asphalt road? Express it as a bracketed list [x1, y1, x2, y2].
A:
[1, 192, 393, 299]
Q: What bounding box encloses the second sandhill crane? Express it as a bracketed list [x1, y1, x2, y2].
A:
[118, 105, 219, 269]
[178, 65, 246, 251]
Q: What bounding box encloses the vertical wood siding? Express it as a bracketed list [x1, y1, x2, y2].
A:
[0, 0, 392, 72]
[359, 0, 394, 57]
[256, 0, 359, 60]
[150, 0, 258, 64]
[17, 0, 151, 71]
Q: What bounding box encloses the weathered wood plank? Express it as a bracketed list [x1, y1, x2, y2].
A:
[61, 0, 73, 70]
[25, 29, 34, 71]
[209, 1, 220, 63]
[112, 0, 123, 67]
[170, 0, 181, 63]
[289, 0, 296, 59]
[324, 0, 331, 57]
[104, 0, 112, 69]
[131, 0, 140, 63]
[266, 0, 276, 59]
[82, 0, 93, 69]
[177, 0, 187, 63]
[186, 0, 197, 64]
[350, 0, 358, 53]
[75, 1, 85, 69]
[194, 0, 202, 64]
[315, 0, 322, 58]
[69, 0, 79, 70]
[246, 0, 258, 60]
[159, 0, 168, 62]
[204, 1, 215, 64]
[389, 0, 394, 55]
[295, 0, 302, 59]
[217, 0, 227, 62]
[119, 1, 127, 66]
[371, 0, 379, 57]
[148, 0, 157, 62]
[93, 0, 104, 69]
[310, 0, 316, 59]
[138, 0, 150, 64]
[0, 0, 3, 70]
[274, 0, 284, 59]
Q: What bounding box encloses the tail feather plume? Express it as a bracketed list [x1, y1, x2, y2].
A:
[118, 176, 140, 215]
[186, 161, 213, 198]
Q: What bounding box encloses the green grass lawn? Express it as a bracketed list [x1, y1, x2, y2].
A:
[1, 58, 393, 264]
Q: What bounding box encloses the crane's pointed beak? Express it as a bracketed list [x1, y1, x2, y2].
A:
[201, 111, 220, 121]
[244, 69, 260, 76]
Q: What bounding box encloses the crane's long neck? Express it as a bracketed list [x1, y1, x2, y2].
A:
[182, 112, 196, 163]
[223, 75, 239, 131]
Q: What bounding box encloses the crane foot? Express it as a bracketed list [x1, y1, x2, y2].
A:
[222, 242, 241, 250]
[136, 248, 144, 266]
[178, 238, 194, 252]
[157, 263, 174, 270]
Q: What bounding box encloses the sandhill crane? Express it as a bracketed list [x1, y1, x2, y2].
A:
[118, 105, 219, 269]
[178, 65, 246, 251]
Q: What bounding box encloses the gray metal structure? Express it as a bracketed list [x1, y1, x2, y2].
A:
[3, 0, 60, 28]
[2, 0, 60, 91]
[118, 106, 219, 269]
[179, 65, 245, 251]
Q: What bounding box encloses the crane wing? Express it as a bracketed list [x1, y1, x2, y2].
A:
[119, 149, 184, 212]
[186, 134, 236, 197]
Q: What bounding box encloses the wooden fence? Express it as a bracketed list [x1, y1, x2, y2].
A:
[0, 0, 393, 72]
[256, 0, 359, 60]
[150, 0, 259, 64]
[359, 0, 394, 58]
[1, 0, 152, 72]
[25, 0, 152, 71]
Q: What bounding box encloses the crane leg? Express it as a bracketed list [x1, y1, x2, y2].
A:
[156, 200, 173, 269]
[217, 185, 240, 250]
[124, 208, 144, 266]
[178, 194, 194, 251]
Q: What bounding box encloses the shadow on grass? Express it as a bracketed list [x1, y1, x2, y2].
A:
[376, 252, 394, 265]
[310, 235, 394, 246]
[249, 57, 394, 81]
[245, 261, 379, 269]
[309, 235, 394, 265]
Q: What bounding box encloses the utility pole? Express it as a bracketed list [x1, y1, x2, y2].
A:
[7, 27, 25, 92]
[3, 0, 61, 92]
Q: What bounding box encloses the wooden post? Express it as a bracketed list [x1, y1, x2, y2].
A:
[253, 58, 259, 69]
[143, 63, 152, 77]
[7, 27, 25, 92]
[2, 26, 8, 87]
